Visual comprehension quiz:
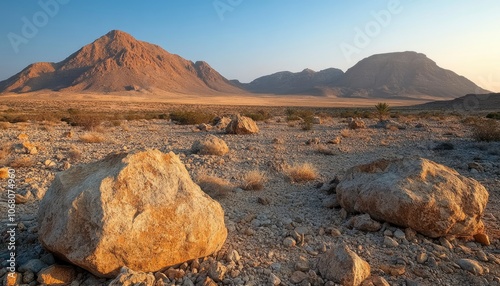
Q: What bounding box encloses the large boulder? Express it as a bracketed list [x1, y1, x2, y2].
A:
[337, 158, 489, 238]
[191, 135, 229, 156]
[225, 115, 259, 134]
[318, 244, 370, 286]
[38, 150, 227, 278]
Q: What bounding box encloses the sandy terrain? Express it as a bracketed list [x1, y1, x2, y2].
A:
[0, 100, 499, 285]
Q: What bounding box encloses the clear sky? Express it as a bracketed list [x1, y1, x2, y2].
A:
[1, 0, 499, 91]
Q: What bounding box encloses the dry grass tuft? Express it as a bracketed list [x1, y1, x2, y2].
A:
[197, 174, 233, 198]
[472, 119, 500, 142]
[241, 170, 267, 191]
[9, 157, 35, 168]
[67, 145, 82, 161]
[80, 132, 106, 143]
[340, 129, 351, 138]
[285, 163, 319, 183]
[316, 144, 336, 155]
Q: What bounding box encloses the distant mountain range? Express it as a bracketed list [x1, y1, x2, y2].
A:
[0, 30, 242, 94]
[0, 30, 489, 99]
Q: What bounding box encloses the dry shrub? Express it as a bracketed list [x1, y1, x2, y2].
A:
[340, 129, 351, 138]
[197, 174, 233, 198]
[316, 144, 336, 155]
[0, 122, 11, 130]
[241, 170, 267, 191]
[67, 145, 82, 161]
[285, 163, 319, 183]
[80, 132, 106, 143]
[10, 157, 35, 168]
[191, 135, 229, 156]
[472, 119, 500, 142]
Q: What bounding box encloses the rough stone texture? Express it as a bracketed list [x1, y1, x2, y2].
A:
[37, 265, 76, 285]
[318, 244, 370, 286]
[348, 214, 382, 232]
[226, 115, 259, 134]
[108, 267, 155, 286]
[38, 150, 227, 277]
[337, 158, 489, 238]
[191, 135, 229, 156]
[457, 259, 484, 275]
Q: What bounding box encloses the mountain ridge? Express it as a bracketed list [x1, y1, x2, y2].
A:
[0, 30, 243, 94]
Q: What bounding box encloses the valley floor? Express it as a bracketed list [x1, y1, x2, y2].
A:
[0, 104, 499, 285]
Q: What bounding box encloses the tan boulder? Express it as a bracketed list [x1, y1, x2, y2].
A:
[191, 135, 229, 156]
[226, 115, 259, 134]
[337, 158, 489, 238]
[38, 150, 227, 278]
[213, 116, 232, 130]
[318, 244, 370, 286]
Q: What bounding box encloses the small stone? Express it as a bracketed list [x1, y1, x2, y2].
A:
[439, 237, 453, 250]
[295, 257, 309, 272]
[457, 259, 483, 275]
[257, 197, 270, 205]
[349, 214, 381, 232]
[416, 252, 428, 264]
[330, 228, 342, 237]
[405, 228, 417, 241]
[226, 250, 241, 263]
[37, 265, 76, 285]
[19, 259, 48, 273]
[393, 229, 405, 240]
[384, 236, 399, 247]
[165, 268, 185, 280]
[22, 271, 35, 283]
[245, 228, 256, 236]
[40, 253, 56, 265]
[473, 233, 490, 246]
[269, 273, 281, 285]
[476, 250, 488, 262]
[290, 271, 308, 284]
[4, 272, 22, 286]
[208, 262, 227, 282]
[372, 275, 390, 286]
[379, 264, 406, 276]
[283, 237, 296, 247]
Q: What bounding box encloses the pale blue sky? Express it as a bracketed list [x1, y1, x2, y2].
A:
[1, 1, 499, 90]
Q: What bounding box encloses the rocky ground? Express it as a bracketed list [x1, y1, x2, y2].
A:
[0, 112, 499, 286]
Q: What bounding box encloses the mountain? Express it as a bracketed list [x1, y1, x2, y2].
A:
[0, 30, 243, 94]
[415, 93, 500, 111]
[236, 51, 488, 99]
[236, 68, 344, 96]
[337, 51, 489, 99]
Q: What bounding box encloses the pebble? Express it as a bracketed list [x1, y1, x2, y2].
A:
[290, 271, 308, 284]
[457, 259, 483, 275]
[283, 237, 296, 247]
[393, 229, 405, 239]
[269, 273, 281, 285]
[384, 236, 399, 247]
[416, 252, 428, 264]
[295, 257, 309, 271]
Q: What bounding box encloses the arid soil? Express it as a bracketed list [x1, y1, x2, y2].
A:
[0, 103, 499, 285]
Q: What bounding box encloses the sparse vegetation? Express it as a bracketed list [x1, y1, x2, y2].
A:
[197, 173, 233, 198]
[285, 163, 319, 183]
[67, 145, 82, 161]
[170, 110, 215, 125]
[0, 122, 11, 130]
[486, 112, 500, 120]
[243, 109, 272, 122]
[340, 129, 351, 138]
[9, 157, 35, 168]
[0, 143, 13, 163]
[375, 102, 390, 121]
[80, 132, 106, 143]
[472, 119, 500, 142]
[316, 144, 336, 155]
[241, 170, 267, 191]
